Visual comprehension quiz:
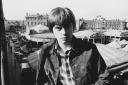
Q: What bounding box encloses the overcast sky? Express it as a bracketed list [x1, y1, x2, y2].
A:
[2, 0, 128, 20]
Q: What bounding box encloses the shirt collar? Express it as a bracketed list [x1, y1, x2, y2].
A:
[50, 36, 81, 61]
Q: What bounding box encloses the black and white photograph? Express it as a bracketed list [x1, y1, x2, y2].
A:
[1, 0, 128, 85]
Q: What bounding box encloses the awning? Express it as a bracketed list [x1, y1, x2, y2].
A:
[96, 43, 128, 67]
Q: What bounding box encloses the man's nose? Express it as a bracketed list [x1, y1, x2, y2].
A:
[60, 28, 66, 35]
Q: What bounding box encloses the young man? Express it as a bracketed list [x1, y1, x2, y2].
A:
[28, 7, 109, 85]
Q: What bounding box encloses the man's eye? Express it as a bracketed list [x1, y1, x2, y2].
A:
[56, 27, 62, 30]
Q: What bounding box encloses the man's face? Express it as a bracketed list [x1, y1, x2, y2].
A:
[53, 24, 73, 44]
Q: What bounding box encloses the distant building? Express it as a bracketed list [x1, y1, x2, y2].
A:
[4, 19, 25, 32]
[25, 13, 48, 28]
[79, 15, 127, 30]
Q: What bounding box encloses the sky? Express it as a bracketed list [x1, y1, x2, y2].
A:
[2, 0, 128, 20]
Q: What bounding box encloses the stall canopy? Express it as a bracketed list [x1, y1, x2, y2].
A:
[103, 30, 128, 37]
[29, 24, 49, 33]
[96, 43, 128, 67]
[20, 32, 55, 42]
[106, 39, 121, 49]
[103, 30, 122, 37]
[73, 30, 96, 39]
[106, 39, 128, 49]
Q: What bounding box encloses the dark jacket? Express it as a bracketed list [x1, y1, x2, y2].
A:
[28, 37, 107, 85]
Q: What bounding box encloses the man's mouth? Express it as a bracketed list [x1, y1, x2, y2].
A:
[60, 37, 68, 40]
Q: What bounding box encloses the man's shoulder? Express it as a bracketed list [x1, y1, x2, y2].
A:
[75, 38, 95, 50]
[40, 39, 55, 52]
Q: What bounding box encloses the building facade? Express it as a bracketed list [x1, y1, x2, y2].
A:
[79, 16, 127, 30]
[25, 13, 48, 28]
